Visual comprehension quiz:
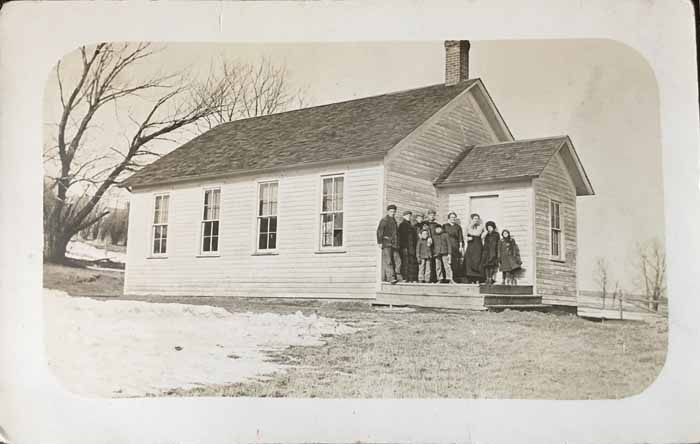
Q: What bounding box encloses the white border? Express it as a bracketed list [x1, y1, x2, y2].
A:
[0, 1, 698, 444]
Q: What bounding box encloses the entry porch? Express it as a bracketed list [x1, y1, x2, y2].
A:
[375, 282, 550, 311]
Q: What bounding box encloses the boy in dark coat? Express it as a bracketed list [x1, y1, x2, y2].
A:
[416, 228, 432, 283]
[376, 204, 403, 283]
[398, 210, 418, 282]
[432, 224, 454, 283]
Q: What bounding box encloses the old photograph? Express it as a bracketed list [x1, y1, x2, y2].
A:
[41, 39, 667, 399]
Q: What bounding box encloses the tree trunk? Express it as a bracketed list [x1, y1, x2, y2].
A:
[44, 231, 71, 263]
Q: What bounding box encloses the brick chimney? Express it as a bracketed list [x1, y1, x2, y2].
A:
[444, 40, 470, 86]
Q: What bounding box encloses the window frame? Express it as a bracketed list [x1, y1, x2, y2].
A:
[318, 173, 345, 252]
[199, 187, 221, 256]
[549, 199, 564, 261]
[255, 180, 280, 254]
[150, 193, 170, 258]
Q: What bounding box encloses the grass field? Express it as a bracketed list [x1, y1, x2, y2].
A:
[43, 263, 668, 399]
[43, 262, 124, 297]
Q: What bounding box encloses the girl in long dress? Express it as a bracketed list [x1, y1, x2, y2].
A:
[442, 212, 465, 281]
[464, 213, 484, 283]
[481, 221, 500, 285]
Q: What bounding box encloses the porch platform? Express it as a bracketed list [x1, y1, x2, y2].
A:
[375, 282, 549, 311]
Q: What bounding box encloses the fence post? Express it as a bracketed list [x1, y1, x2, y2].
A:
[619, 292, 624, 320]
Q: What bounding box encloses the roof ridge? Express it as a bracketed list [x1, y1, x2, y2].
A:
[215, 79, 480, 128]
[433, 145, 476, 185]
[473, 135, 569, 148]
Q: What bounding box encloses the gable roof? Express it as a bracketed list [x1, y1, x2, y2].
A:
[122, 80, 479, 189]
[434, 136, 595, 196]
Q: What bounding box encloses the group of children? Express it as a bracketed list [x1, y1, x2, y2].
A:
[381, 205, 523, 285]
[475, 219, 523, 285]
[415, 221, 452, 283]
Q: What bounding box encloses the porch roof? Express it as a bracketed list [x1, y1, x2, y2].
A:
[434, 136, 595, 196]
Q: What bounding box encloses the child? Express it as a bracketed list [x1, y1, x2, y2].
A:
[432, 224, 455, 283]
[499, 229, 522, 285]
[481, 221, 500, 285]
[414, 213, 427, 236]
[416, 228, 432, 283]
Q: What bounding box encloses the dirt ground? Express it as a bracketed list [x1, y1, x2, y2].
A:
[43, 263, 668, 399]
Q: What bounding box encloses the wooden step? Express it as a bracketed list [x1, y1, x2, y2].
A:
[486, 304, 552, 312]
[479, 284, 533, 295]
[375, 291, 486, 311]
[380, 282, 481, 297]
[483, 295, 542, 306]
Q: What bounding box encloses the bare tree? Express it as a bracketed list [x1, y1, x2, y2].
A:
[196, 57, 307, 131]
[43, 42, 230, 262]
[593, 257, 610, 309]
[633, 238, 667, 312]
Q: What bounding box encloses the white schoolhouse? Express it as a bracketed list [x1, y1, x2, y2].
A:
[122, 41, 594, 309]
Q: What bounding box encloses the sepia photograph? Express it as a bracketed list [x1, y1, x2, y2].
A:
[3, 1, 700, 443]
[40, 38, 669, 400]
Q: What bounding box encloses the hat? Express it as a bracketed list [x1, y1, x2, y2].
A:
[485, 220, 497, 230]
[403, 210, 413, 216]
[387, 204, 397, 211]
[415, 212, 424, 218]
[427, 209, 436, 215]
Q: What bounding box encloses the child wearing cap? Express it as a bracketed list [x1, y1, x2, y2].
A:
[432, 224, 455, 283]
[416, 228, 432, 283]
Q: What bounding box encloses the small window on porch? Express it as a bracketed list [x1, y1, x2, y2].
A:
[550, 199, 564, 260]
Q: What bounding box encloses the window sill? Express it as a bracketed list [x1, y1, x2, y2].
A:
[550, 257, 566, 263]
[196, 253, 221, 258]
[315, 249, 347, 254]
[252, 251, 279, 256]
[147, 255, 168, 259]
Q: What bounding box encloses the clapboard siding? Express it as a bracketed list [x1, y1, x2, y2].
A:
[124, 161, 383, 298]
[534, 153, 578, 305]
[384, 92, 497, 216]
[437, 181, 534, 284]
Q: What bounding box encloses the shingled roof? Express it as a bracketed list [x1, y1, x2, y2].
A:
[122, 80, 479, 188]
[435, 136, 594, 196]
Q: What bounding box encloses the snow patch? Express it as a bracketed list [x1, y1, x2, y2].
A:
[66, 239, 126, 263]
[43, 289, 356, 397]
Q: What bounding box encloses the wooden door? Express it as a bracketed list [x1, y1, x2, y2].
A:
[469, 195, 502, 229]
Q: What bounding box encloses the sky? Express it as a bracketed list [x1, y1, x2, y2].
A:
[43, 40, 665, 291]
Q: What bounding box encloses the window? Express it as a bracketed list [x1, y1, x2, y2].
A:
[550, 200, 563, 259]
[320, 175, 344, 248]
[152, 194, 169, 255]
[257, 181, 278, 251]
[201, 189, 220, 254]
